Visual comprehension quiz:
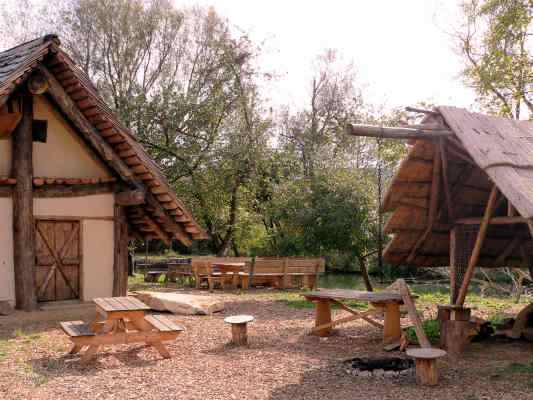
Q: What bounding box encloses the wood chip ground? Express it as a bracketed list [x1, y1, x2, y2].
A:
[1, 290, 533, 399]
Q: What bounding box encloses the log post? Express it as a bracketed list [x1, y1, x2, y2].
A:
[113, 204, 129, 296]
[315, 299, 332, 337]
[12, 92, 37, 311]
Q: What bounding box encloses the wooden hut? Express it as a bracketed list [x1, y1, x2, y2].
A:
[0, 35, 206, 311]
[348, 107, 533, 349]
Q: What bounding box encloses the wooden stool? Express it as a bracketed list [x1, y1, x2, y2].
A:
[406, 348, 446, 386]
[224, 315, 254, 345]
[438, 305, 472, 355]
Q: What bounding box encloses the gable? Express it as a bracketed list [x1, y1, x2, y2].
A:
[32, 95, 112, 179]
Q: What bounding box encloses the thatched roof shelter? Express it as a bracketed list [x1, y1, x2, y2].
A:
[348, 106, 533, 305]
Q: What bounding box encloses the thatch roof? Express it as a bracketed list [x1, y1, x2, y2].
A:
[374, 106, 533, 268]
[0, 35, 207, 245]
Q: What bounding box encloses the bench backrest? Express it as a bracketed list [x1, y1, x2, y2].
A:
[286, 258, 325, 274]
[248, 258, 284, 274]
[191, 257, 252, 275]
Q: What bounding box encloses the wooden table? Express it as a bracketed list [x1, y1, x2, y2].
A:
[210, 262, 248, 290]
[303, 289, 406, 346]
[60, 296, 184, 362]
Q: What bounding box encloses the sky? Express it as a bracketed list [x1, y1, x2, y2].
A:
[176, 0, 477, 111]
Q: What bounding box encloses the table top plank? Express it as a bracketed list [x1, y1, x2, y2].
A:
[303, 289, 404, 303]
[93, 296, 150, 312]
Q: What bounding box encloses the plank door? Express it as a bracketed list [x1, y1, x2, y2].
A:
[35, 220, 81, 302]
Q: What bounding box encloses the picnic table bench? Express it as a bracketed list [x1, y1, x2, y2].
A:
[303, 289, 408, 346]
[207, 262, 249, 291]
[60, 296, 184, 362]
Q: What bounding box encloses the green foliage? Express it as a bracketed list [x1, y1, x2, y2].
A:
[458, 0, 533, 118]
[404, 319, 440, 344]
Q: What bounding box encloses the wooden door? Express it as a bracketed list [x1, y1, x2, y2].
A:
[35, 220, 81, 302]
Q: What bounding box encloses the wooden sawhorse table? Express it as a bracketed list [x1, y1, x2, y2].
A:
[303, 289, 406, 346]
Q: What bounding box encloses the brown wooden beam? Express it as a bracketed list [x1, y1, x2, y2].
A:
[115, 189, 145, 206]
[113, 205, 129, 296]
[455, 185, 499, 306]
[455, 216, 529, 225]
[38, 66, 133, 180]
[440, 139, 454, 221]
[346, 124, 454, 140]
[12, 92, 37, 311]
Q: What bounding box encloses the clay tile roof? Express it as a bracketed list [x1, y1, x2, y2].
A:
[0, 35, 207, 245]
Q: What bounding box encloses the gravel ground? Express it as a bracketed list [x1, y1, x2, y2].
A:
[1, 290, 533, 400]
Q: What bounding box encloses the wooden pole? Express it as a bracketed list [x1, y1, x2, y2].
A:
[113, 205, 129, 296]
[439, 139, 454, 221]
[455, 185, 499, 306]
[346, 124, 453, 140]
[12, 91, 37, 311]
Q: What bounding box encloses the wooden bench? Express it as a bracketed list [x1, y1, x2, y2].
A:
[144, 270, 167, 282]
[144, 314, 185, 333]
[191, 257, 251, 289]
[248, 259, 285, 288]
[248, 257, 325, 289]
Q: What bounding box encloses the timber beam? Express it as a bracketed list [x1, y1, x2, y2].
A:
[12, 91, 37, 311]
[455, 216, 530, 225]
[39, 65, 195, 247]
[346, 123, 454, 140]
[38, 65, 133, 180]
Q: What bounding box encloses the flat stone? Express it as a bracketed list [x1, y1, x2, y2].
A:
[0, 300, 14, 315]
[134, 291, 224, 315]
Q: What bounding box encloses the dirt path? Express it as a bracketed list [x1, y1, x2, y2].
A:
[1, 291, 532, 400]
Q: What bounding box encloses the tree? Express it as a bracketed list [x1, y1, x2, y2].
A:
[456, 0, 533, 119]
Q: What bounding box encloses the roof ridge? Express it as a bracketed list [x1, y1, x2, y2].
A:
[0, 34, 59, 56]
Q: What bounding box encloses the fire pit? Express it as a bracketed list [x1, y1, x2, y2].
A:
[343, 357, 414, 378]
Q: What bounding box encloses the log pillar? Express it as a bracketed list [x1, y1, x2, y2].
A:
[383, 302, 402, 345]
[113, 204, 129, 296]
[12, 92, 37, 311]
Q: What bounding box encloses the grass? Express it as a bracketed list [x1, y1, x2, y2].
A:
[405, 319, 440, 344]
[272, 291, 369, 310]
[498, 362, 533, 375]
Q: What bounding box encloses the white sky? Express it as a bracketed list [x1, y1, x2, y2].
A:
[176, 0, 477, 111]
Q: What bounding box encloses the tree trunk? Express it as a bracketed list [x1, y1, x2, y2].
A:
[12, 92, 37, 311]
[358, 255, 373, 292]
[216, 180, 240, 256]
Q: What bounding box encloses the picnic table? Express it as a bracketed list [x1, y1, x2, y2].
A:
[60, 296, 184, 362]
[208, 262, 249, 291]
[303, 289, 406, 346]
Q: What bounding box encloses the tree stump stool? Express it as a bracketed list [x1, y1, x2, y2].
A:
[224, 315, 254, 345]
[406, 348, 446, 386]
[438, 305, 473, 355]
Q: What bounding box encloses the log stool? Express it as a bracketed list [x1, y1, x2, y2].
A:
[438, 305, 472, 355]
[224, 315, 254, 345]
[406, 348, 446, 386]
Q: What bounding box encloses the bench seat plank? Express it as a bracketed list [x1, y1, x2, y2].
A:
[145, 315, 185, 332]
[60, 321, 95, 337]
